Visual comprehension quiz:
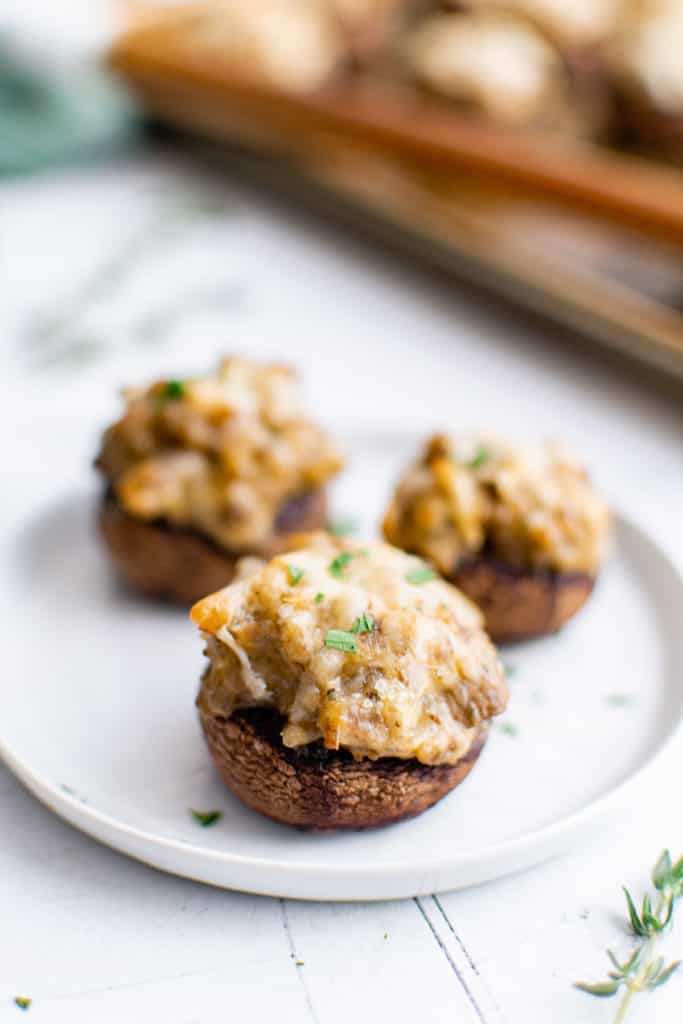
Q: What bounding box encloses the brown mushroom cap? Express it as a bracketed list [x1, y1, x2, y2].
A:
[198, 705, 488, 830]
[451, 558, 595, 642]
[98, 488, 328, 605]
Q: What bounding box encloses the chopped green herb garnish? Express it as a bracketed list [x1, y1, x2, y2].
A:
[295, 960, 305, 966]
[498, 722, 519, 737]
[605, 693, 633, 708]
[189, 808, 222, 827]
[351, 612, 375, 634]
[503, 663, 518, 678]
[466, 446, 489, 470]
[329, 551, 355, 578]
[287, 565, 304, 586]
[315, 592, 325, 603]
[14, 998, 31, 1011]
[405, 566, 437, 585]
[328, 517, 359, 537]
[324, 629, 358, 653]
[162, 379, 185, 400]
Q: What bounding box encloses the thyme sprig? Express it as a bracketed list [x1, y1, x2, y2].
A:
[576, 850, 683, 1021]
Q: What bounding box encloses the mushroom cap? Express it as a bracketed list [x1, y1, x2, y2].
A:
[98, 488, 327, 605]
[198, 705, 488, 830]
[452, 558, 596, 642]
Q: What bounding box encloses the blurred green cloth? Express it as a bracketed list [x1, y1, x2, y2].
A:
[0, 39, 139, 176]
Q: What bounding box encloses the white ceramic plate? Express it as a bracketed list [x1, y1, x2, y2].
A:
[2, 428, 682, 901]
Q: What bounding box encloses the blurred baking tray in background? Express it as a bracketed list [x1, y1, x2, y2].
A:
[109, 9, 683, 382]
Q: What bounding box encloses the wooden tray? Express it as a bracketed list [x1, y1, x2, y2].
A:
[110, 10, 683, 381]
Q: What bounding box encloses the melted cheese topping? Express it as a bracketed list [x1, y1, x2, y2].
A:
[193, 533, 508, 765]
[97, 356, 343, 552]
[406, 11, 564, 124]
[184, 0, 346, 92]
[383, 434, 611, 575]
[610, 0, 683, 114]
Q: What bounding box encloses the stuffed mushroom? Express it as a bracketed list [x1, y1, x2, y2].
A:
[383, 434, 611, 641]
[191, 532, 508, 829]
[96, 356, 343, 604]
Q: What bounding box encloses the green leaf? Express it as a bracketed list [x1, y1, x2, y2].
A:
[329, 552, 355, 578]
[653, 850, 673, 891]
[324, 629, 358, 654]
[189, 809, 222, 827]
[287, 565, 304, 586]
[351, 612, 375, 635]
[328, 517, 359, 537]
[14, 997, 32, 1011]
[644, 956, 665, 984]
[405, 566, 438, 585]
[624, 887, 647, 937]
[660, 893, 675, 929]
[162, 379, 185, 400]
[465, 446, 489, 470]
[648, 960, 681, 989]
[575, 980, 620, 997]
[315, 592, 325, 603]
[607, 950, 625, 976]
[620, 946, 645, 977]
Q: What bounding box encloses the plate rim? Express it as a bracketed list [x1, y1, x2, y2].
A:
[1, 504, 682, 900]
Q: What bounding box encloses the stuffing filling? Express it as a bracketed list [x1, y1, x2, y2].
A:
[97, 356, 343, 552]
[383, 433, 611, 575]
[193, 533, 508, 765]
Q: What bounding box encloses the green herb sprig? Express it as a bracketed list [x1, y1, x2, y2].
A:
[329, 552, 355, 578]
[405, 566, 437, 585]
[14, 997, 31, 1011]
[576, 850, 683, 1021]
[287, 565, 304, 586]
[324, 629, 358, 653]
[466, 446, 489, 470]
[328, 517, 359, 537]
[189, 809, 222, 827]
[351, 612, 375, 634]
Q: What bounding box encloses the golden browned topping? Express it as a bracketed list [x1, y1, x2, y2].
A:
[383, 434, 611, 575]
[192, 533, 507, 765]
[405, 11, 568, 125]
[97, 356, 343, 552]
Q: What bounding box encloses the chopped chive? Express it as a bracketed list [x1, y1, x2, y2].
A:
[328, 516, 359, 537]
[287, 565, 304, 586]
[315, 592, 325, 603]
[329, 551, 355, 578]
[498, 722, 519, 737]
[324, 629, 358, 653]
[351, 612, 375, 634]
[14, 998, 32, 1011]
[162, 379, 185, 400]
[405, 566, 437, 585]
[465, 446, 489, 470]
[503, 663, 518, 678]
[189, 808, 222, 827]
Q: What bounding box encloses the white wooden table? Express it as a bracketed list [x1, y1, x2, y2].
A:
[2, 49, 683, 1022]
